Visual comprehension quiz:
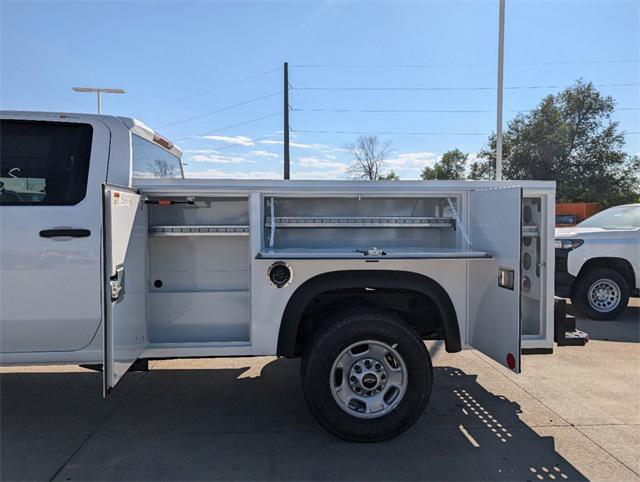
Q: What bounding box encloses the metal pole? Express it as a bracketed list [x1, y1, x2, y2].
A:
[283, 62, 290, 180]
[73, 87, 124, 113]
[495, 0, 505, 180]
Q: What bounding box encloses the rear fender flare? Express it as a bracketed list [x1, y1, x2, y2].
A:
[277, 270, 461, 357]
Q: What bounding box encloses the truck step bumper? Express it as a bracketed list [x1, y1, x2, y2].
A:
[554, 297, 589, 347]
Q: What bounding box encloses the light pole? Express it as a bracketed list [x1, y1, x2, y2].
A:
[495, 0, 506, 180]
[72, 87, 125, 114]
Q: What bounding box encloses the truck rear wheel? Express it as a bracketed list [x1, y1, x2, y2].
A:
[571, 268, 629, 321]
[301, 310, 432, 442]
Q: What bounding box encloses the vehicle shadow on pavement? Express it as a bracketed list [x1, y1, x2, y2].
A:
[571, 305, 640, 343]
[1, 361, 586, 481]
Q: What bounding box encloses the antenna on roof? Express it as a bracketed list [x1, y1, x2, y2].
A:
[72, 87, 126, 114]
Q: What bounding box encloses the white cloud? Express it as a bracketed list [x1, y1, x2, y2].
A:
[386, 151, 439, 169]
[187, 151, 255, 164]
[185, 168, 282, 179]
[291, 170, 348, 180]
[185, 149, 216, 153]
[272, 129, 302, 139]
[249, 150, 279, 158]
[290, 156, 350, 179]
[259, 139, 333, 150]
[466, 152, 480, 164]
[296, 156, 349, 171]
[201, 135, 254, 146]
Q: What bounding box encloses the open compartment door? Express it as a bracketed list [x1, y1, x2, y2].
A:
[468, 187, 522, 372]
[102, 184, 148, 395]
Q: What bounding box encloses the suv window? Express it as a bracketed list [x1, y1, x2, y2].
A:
[132, 134, 182, 178]
[0, 120, 93, 205]
[556, 214, 578, 225]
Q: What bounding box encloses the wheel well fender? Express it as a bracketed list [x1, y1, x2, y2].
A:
[277, 270, 461, 357]
[577, 257, 636, 289]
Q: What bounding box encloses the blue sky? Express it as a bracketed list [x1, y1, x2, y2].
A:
[1, 0, 638, 179]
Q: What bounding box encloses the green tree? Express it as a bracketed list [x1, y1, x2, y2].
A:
[379, 170, 400, 180]
[470, 80, 640, 206]
[421, 149, 468, 180]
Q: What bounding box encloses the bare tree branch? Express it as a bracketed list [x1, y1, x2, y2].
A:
[149, 158, 178, 178]
[344, 135, 392, 180]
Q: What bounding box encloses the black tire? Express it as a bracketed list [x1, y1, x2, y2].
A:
[301, 310, 432, 442]
[571, 268, 630, 321]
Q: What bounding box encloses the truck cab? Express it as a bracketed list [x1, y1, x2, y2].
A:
[0, 111, 181, 360]
[0, 111, 556, 441]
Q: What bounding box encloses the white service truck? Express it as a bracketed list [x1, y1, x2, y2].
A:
[0, 111, 555, 441]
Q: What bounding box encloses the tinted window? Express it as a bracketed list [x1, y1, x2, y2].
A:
[0, 120, 93, 205]
[556, 214, 578, 224]
[132, 134, 182, 178]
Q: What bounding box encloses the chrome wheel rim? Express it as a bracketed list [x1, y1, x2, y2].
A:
[588, 279, 621, 313]
[330, 340, 407, 419]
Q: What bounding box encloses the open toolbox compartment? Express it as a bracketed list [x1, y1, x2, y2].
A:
[260, 195, 488, 259]
[146, 197, 251, 344]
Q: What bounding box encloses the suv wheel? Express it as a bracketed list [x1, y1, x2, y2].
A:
[301, 310, 432, 442]
[571, 268, 629, 321]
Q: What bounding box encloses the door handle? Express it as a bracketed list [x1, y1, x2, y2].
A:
[39, 228, 91, 238]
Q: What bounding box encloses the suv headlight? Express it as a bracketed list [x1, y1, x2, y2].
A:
[554, 238, 584, 250]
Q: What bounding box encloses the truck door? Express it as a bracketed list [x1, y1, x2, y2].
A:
[103, 184, 148, 394]
[468, 187, 522, 372]
[0, 117, 108, 354]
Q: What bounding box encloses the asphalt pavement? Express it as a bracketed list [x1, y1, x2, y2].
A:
[1, 301, 638, 481]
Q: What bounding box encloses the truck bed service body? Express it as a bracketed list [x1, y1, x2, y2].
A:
[0, 111, 555, 441]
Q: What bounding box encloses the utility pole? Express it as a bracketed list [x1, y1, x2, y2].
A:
[283, 62, 290, 180]
[72, 87, 125, 114]
[495, 0, 506, 180]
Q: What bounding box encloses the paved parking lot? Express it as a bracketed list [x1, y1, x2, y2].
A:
[1, 301, 638, 481]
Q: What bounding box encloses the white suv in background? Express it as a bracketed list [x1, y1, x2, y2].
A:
[555, 204, 640, 320]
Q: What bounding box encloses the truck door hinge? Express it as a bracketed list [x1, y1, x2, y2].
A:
[110, 264, 125, 301]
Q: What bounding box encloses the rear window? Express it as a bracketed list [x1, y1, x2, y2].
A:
[132, 134, 182, 179]
[0, 120, 93, 205]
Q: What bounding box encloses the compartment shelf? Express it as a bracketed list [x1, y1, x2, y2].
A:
[257, 247, 488, 259]
[265, 216, 455, 229]
[150, 225, 249, 237]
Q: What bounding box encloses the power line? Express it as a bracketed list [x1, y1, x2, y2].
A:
[178, 112, 281, 141]
[294, 82, 639, 92]
[157, 91, 282, 129]
[293, 129, 489, 136]
[294, 108, 496, 113]
[522, 59, 639, 66]
[292, 63, 482, 68]
[292, 107, 640, 114]
[291, 59, 639, 68]
[130, 67, 281, 115]
[191, 133, 283, 153]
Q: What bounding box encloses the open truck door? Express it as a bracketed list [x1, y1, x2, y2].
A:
[468, 186, 522, 372]
[102, 184, 148, 395]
